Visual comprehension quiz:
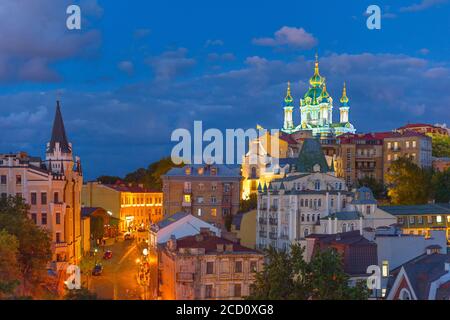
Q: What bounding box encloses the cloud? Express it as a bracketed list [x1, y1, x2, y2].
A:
[207, 53, 235, 62]
[134, 28, 151, 39]
[146, 48, 196, 81]
[252, 26, 317, 49]
[0, 0, 102, 82]
[400, 0, 448, 12]
[118, 61, 134, 75]
[419, 48, 430, 55]
[205, 39, 224, 47]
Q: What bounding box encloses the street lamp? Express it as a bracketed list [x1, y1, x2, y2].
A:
[143, 248, 148, 257]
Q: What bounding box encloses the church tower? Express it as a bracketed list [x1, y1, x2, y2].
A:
[283, 82, 295, 132]
[339, 82, 350, 124]
[46, 101, 74, 175]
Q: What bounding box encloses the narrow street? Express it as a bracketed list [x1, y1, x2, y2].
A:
[89, 240, 147, 300]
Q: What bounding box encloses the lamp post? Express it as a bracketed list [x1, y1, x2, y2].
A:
[94, 248, 98, 265]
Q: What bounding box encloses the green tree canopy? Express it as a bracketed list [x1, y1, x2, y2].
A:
[432, 169, 450, 203]
[385, 157, 433, 205]
[0, 230, 20, 298]
[0, 196, 52, 296]
[357, 176, 386, 199]
[430, 133, 450, 158]
[248, 244, 369, 300]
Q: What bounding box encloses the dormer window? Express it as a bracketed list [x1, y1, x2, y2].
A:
[198, 167, 204, 175]
[185, 167, 192, 175]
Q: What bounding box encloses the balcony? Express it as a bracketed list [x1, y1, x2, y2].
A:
[259, 231, 267, 238]
[269, 218, 278, 225]
[269, 232, 278, 240]
[176, 272, 194, 282]
[258, 217, 267, 224]
[182, 201, 192, 207]
[270, 206, 278, 212]
[259, 205, 267, 210]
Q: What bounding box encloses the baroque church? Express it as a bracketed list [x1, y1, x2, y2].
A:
[281, 55, 356, 137]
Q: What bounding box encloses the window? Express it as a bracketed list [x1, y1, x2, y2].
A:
[382, 261, 389, 277]
[197, 196, 204, 204]
[184, 194, 191, 203]
[211, 208, 217, 217]
[387, 154, 391, 161]
[206, 262, 214, 274]
[250, 261, 257, 273]
[300, 199, 304, 207]
[211, 183, 217, 191]
[406, 141, 410, 148]
[304, 228, 309, 237]
[418, 216, 423, 224]
[197, 208, 202, 216]
[412, 141, 417, 148]
[56, 232, 61, 243]
[409, 216, 415, 224]
[235, 261, 243, 273]
[234, 284, 242, 297]
[0, 175, 6, 185]
[224, 184, 231, 193]
[205, 285, 213, 298]
[437, 215, 442, 223]
[16, 175, 22, 185]
[305, 199, 308, 207]
[318, 199, 322, 207]
[31, 213, 37, 224]
[399, 288, 411, 300]
[211, 196, 217, 204]
[41, 213, 47, 225]
[41, 192, 47, 205]
[331, 198, 334, 207]
[366, 206, 371, 215]
[31, 192, 37, 205]
[342, 223, 347, 233]
[54, 192, 59, 203]
[428, 216, 433, 224]
[56, 212, 61, 225]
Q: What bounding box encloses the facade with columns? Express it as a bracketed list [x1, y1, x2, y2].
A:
[255, 138, 396, 252]
[281, 55, 356, 137]
[0, 102, 84, 271]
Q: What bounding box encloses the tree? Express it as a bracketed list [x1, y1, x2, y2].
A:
[248, 244, 369, 300]
[385, 157, 432, 205]
[430, 133, 450, 158]
[357, 176, 386, 199]
[90, 216, 105, 243]
[432, 169, 450, 203]
[64, 287, 97, 300]
[0, 230, 20, 298]
[0, 196, 52, 296]
[96, 175, 122, 184]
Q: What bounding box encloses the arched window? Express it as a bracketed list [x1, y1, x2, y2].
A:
[350, 223, 354, 231]
[251, 167, 257, 178]
[301, 214, 305, 222]
[399, 288, 412, 300]
[342, 223, 347, 233]
[312, 214, 315, 222]
[300, 199, 304, 207]
[307, 214, 310, 222]
[318, 199, 322, 207]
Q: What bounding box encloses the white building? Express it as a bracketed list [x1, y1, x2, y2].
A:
[256, 138, 396, 251]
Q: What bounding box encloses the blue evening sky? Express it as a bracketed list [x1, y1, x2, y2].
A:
[0, 0, 449, 179]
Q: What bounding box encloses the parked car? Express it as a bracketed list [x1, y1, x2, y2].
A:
[92, 264, 103, 276]
[103, 250, 113, 260]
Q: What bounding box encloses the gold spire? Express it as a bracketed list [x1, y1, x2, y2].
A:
[340, 82, 349, 104]
[285, 81, 293, 104]
[310, 53, 323, 87]
[314, 52, 319, 74]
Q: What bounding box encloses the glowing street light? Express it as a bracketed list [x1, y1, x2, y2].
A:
[143, 248, 148, 256]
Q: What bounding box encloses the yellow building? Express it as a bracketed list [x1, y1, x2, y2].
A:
[231, 210, 257, 249]
[82, 181, 163, 232]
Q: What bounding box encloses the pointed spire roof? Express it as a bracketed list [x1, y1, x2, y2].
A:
[279, 182, 285, 190]
[309, 53, 324, 87]
[296, 138, 330, 173]
[48, 101, 71, 154]
[257, 183, 262, 192]
[340, 82, 349, 106]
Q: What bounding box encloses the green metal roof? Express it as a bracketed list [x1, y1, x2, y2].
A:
[296, 138, 331, 173]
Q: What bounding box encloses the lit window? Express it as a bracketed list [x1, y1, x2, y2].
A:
[382, 261, 389, 277]
[412, 141, 417, 148]
[211, 208, 217, 217]
[382, 289, 387, 297]
[184, 195, 191, 203]
[437, 215, 442, 223]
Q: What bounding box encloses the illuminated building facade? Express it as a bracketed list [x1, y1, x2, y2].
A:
[82, 181, 163, 232]
[0, 102, 84, 270]
[281, 55, 356, 137]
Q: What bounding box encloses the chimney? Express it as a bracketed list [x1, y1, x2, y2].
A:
[216, 244, 224, 253]
[195, 234, 204, 242]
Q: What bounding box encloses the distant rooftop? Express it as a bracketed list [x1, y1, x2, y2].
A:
[380, 204, 450, 216]
[164, 164, 241, 178]
[174, 233, 259, 254]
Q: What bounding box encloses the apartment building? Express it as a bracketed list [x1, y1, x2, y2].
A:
[0, 102, 84, 270]
[158, 229, 263, 300]
[82, 181, 163, 232]
[162, 164, 241, 230]
[383, 131, 432, 178]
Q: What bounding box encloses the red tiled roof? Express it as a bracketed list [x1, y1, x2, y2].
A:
[175, 234, 259, 254]
[398, 123, 438, 129]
